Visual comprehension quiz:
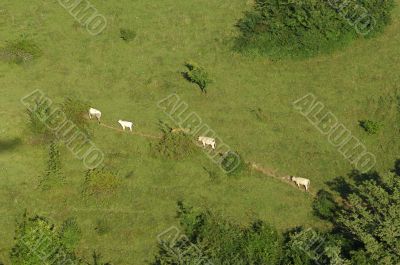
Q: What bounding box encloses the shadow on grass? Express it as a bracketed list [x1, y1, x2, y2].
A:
[0, 138, 22, 153]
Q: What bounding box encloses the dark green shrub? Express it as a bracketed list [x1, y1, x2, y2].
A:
[94, 219, 110, 235]
[221, 151, 248, 176]
[251, 107, 269, 123]
[283, 228, 347, 265]
[27, 99, 53, 141]
[359, 120, 381, 134]
[82, 168, 121, 197]
[151, 130, 197, 160]
[0, 39, 42, 64]
[60, 217, 82, 251]
[61, 97, 91, 135]
[235, 0, 395, 59]
[40, 141, 64, 189]
[313, 190, 337, 220]
[154, 202, 283, 265]
[10, 214, 80, 265]
[183, 62, 212, 93]
[120, 28, 136, 42]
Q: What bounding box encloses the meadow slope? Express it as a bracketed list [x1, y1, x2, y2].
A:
[0, 0, 400, 263]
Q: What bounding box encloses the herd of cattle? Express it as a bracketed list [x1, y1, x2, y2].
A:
[88, 107, 311, 192]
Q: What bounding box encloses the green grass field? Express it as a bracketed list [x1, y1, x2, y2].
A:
[1, 0, 400, 263]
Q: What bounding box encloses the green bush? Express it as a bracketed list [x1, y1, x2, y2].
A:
[235, 0, 395, 59]
[0, 39, 42, 64]
[153, 202, 283, 265]
[40, 141, 64, 189]
[60, 217, 82, 251]
[151, 130, 197, 160]
[221, 151, 248, 176]
[183, 62, 212, 93]
[359, 119, 381, 134]
[27, 99, 54, 141]
[120, 28, 136, 42]
[313, 190, 337, 220]
[10, 214, 80, 265]
[61, 97, 91, 135]
[94, 219, 110, 235]
[82, 168, 121, 198]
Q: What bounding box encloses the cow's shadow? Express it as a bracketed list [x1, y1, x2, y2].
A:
[0, 138, 22, 153]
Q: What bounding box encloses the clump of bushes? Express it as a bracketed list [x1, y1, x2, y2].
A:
[120, 28, 136, 42]
[0, 39, 42, 64]
[235, 0, 395, 58]
[61, 97, 91, 136]
[82, 167, 122, 198]
[220, 151, 248, 176]
[183, 62, 212, 93]
[94, 218, 110, 235]
[27, 99, 54, 142]
[151, 130, 197, 160]
[313, 190, 337, 220]
[60, 217, 82, 251]
[40, 141, 64, 190]
[359, 119, 381, 134]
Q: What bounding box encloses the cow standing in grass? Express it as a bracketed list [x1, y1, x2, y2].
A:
[198, 136, 216, 150]
[89, 108, 102, 123]
[118, 120, 133, 131]
[291, 176, 310, 191]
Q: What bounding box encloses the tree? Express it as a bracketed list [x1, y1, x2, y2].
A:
[152, 202, 283, 265]
[235, 0, 395, 58]
[337, 171, 400, 265]
[10, 212, 112, 265]
[10, 213, 81, 265]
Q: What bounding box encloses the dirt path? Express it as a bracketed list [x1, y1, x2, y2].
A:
[97, 122, 315, 195]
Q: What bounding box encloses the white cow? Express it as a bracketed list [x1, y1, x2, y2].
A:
[89, 108, 101, 123]
[198, 136, 216, 149]
[291, 176, 310, 191]
[118, 120, 133, 131]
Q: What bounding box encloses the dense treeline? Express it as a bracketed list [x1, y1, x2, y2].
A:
[152, 165, 400, 265]
[235, 0, 395, 58]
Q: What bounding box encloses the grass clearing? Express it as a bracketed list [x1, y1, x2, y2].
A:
[0, 0, 400, 263]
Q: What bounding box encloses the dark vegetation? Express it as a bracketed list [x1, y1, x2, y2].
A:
[82, 167, 122, 198]
[39, 141, 64, 190]
[151, 124, 197, 160]
[120, 28, 137, 42]
[235, 0, 395, 58]
[183, 62, 212, 93]
[0, 38, 41, 64]
[359, 119, 381, 135]
[152, 163, 400, 264]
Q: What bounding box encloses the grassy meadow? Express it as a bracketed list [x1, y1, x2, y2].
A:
[1, 0, 400, 263]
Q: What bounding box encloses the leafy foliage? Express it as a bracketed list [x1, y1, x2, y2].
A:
[151, 129, 197, 160]
[27, 99, 54, 142]
[183, 62, 212, 93]
[153, 202, 283, 265]
[61, 97, 91, 136]
[60, 217, 82, 251]
[10, 213, 81, 265]
[359, 120, 381, 135]
[312, 190, 337, 220]
[120, 28, 137, 42]
[235, 0, 395, 58]
[282, 228, 348, 265]
[337, 171, 400, 264]
[221, 151, 248, 176]
[94, 219, 111, 235]
[40, 141, 64, 189]
[82, 167, 122, 198]
[0, 38, 41, 64]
